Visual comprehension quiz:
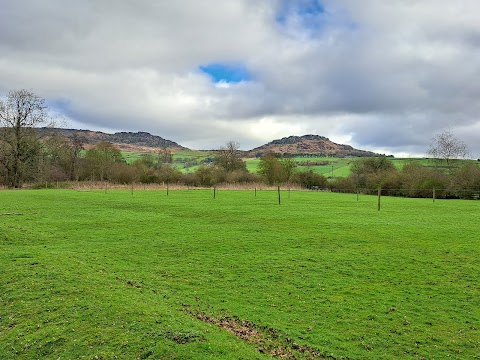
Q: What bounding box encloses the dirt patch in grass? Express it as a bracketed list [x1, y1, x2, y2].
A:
[192, 312, 340, 359]
[125, 280, 144, 288]
[160, 329, 206, 344]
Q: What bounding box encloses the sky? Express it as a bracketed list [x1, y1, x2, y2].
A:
[1, 0, 479, 157]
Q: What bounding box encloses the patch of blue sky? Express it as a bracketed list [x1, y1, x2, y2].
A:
[276, 1, 359, 37]
[46, 97, 89, 125]
[298, 0, 325, 17]
[46, 97, 72, 114]
[276, 0, 326, 28]
[199, 62, 252, 84]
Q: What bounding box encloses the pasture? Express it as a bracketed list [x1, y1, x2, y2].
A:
[1, 190, 479, 359]
[122, 150, 464, 177]
[121, 149, 214, 173]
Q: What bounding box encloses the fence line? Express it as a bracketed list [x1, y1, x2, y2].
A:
[3, 181, 480, 200]
[328, 187, 480, 200]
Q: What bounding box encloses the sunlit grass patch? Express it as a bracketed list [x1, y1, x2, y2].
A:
[1, 190, 479, 359]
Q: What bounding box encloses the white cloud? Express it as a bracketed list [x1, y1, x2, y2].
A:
[1, 0, 479, 157]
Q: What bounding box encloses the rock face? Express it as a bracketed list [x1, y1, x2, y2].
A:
[37, 128, 186, 151]
[246, 135, 381, 158]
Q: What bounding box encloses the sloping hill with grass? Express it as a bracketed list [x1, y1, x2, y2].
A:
[246, 134, 381, 158]
[38, 129, 384, 158]
[37, 128, 187, 152]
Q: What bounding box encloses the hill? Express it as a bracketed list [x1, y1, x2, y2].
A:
[37, 128, 186, 152]
[246, 134, 381, 158]
[37, 129, 382, 157]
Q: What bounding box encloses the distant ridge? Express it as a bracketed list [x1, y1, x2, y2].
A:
[37, 128, 187, 151]
[246, 134, 381, 158]
[36, 128, 382, 157]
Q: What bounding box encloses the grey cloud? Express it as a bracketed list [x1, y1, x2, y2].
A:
[0, 0, 479, 156]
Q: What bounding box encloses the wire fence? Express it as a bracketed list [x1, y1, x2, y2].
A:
[2, 180, 480, 201]
[327, 187, 480, 200]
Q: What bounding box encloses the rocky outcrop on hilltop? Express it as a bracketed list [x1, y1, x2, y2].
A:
[37, 128, 186, 151]
[247, 135, 380, 158]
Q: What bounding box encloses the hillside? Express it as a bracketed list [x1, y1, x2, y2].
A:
[37, 129, 382, 157]
[37, 128, 186, 152]
[246, 134, 381, 158]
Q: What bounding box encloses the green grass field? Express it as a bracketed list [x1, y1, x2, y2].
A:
[120, 149, 213, 173]
[244, 157, 354, 177]
[1, 190, 479, 359]
[120, 149, 478, 177]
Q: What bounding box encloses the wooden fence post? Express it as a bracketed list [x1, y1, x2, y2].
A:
[377, 187, 381, 211]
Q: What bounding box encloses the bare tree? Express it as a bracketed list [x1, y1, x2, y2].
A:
[68, 133, 84, 180]
[0, 89, 48, 187]
[158, 146, 173, 165]
[41, 132, 84, 181]
[214, 140, 246, 172]
[427, 129, 469, 165]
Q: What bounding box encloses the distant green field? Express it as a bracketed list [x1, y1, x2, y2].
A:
[121, 151, 146, 163]
[120, 149, 213, 173]
[121, 150, 478, 177]
[243, 157, 354, 177]
[293, 157, 353, 178]
[1, 190, 478, 359]
[246, 157, 434, 178]
[173, 150, 213, 173]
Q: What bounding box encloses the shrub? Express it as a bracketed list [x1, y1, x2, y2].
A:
[350, 157, 396, 188]
[156, 165, 182, 184]
[292, 170, 327, 189]
[399, 163, 448, 198]
[448, 163, 480, 199]
[225, 170, 260, 184]
[328, 176, 356, 193]
[190, 166, 217, 187]
[110, 163, 137, 184]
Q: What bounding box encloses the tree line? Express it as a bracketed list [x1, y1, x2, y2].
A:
[329, 157, 480, 199]
[1, 89, 478, 198]
[0, 90, 327, 189]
